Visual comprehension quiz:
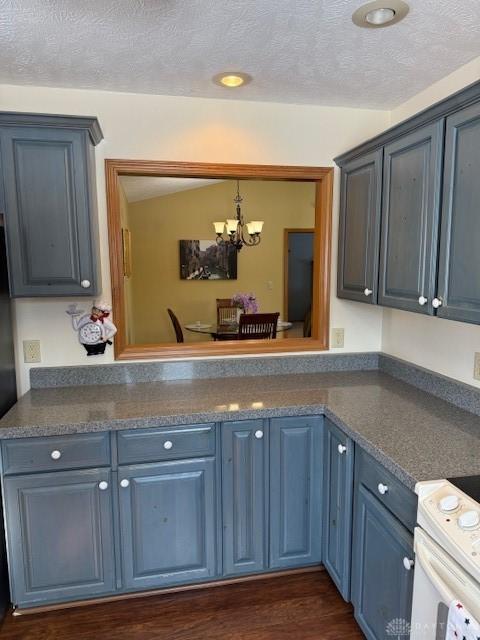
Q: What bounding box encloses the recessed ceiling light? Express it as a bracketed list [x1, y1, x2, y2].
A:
[352, 0, 409, 28]
[213, 72, 252, 88]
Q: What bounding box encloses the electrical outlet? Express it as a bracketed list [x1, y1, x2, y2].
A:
[266, 280, 273, 291]
[23, 340, 41, 364]
[331, 328, 345, 349]
[474, 353, 480, 381]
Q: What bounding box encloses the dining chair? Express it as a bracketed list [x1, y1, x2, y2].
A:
[216, 298, 238, 325]
[238, 312, 280, 340]
[167, 308, 184, 343]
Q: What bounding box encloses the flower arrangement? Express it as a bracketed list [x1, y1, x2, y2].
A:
[231, 292, 258, 314]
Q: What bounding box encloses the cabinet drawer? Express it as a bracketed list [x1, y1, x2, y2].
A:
[355, 448, 417, 532]
[2, 433, 111, 475]
[117, 424, 216, 464]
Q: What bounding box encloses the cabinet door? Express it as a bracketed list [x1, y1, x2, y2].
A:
[378, 122, 444, 314]
[269, 416, 322, 569]
[351, 484, 414, 640]
[437, 103, 480, 324]
[4, 468, 115, 607]
[222, 420, 266, 576]
[337, 150, 383, 303]
[0, 127, 98, 297]
[322, 420, 354, 601]
[118, 458, 216, 591]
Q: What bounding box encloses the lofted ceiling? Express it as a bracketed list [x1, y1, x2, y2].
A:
[1, 0, 480, 108]
[120, 176, 222, 203]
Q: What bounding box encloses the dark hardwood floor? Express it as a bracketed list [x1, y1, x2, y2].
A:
[0, 571, 363, 640]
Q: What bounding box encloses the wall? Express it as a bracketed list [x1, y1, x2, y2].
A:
[382, 55, 480, 387]
[126, 180, 315, 343]
[0, 83, 389, 395]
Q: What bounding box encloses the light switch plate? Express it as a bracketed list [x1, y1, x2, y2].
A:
[23, 340, 41, 363]
[474, 353, 480, 381]
[331, 328, 345, 349]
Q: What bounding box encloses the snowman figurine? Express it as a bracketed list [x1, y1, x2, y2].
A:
[66, 301, 117, 356]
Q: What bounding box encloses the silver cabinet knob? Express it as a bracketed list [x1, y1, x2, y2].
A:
[337, 444, 347, 454]
[364, 288, 373, 296]
[50, 450, 61, 460]
[432, 297, 443, 309]
[120, 479, 130, 488]
[418, 296, 428, 306]
[254, 430, 264, 439]
[378, 483, 389, 495]
[98, 481, 108, 491]
[403, 557, 414, 571]
[81, 279, 91, 289]
[163, 440, 173, 450]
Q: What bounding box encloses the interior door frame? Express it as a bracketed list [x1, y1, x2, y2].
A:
[106, 159, 333, 360]
[283, 228, 315, 325]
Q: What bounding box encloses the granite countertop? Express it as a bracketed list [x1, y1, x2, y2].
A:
[1, 370, 480, 491]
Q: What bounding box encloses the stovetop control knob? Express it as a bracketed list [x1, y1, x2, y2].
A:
[458, 510, 480, 530]
[439, 494, 460, 513]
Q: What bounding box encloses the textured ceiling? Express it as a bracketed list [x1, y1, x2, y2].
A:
[1, 0, 480, 108]
[120, 177, 221, 203]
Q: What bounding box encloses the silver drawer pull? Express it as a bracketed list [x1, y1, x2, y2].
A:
[254, 430, 264, 440]
[98, 481, 108, 491]
[163, 440, 173, 450]
[403, 557, 414, 571]
[378, 483, 389, 495]
[364, 288, 373, 296]
[432, 297, 443, 309]
[50, 450, 61, 460]
[120, 479, 130, 488]
[337, 444, 347, 454]
[81, 279, 91, 288]
[418, 296, 428, 306]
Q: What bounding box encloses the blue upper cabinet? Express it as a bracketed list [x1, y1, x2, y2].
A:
[269, 416, 323, 569]
[222, 420, 266, 577]
[337, 150, 383, 304]
[0, 113, 103, 297]
[436, 102, 480, 324]
[322, 419, 354, 602]
[118, 458, 217, 591]
[378, 122, 444, 314]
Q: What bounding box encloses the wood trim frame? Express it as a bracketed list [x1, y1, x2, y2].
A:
[283, 228, 315, 324]
[106, 160, 333, 360]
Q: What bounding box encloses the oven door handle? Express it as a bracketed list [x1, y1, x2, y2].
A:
[415, 532, 480, 616]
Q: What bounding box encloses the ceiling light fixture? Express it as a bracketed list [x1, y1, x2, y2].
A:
[213, 72, 252, 88]
[352, 0, 409, 28]
[213, 180, 263, 251]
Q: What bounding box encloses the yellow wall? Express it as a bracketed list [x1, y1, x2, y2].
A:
[118, 183, 136, 343]
[126, 180, 315, 343]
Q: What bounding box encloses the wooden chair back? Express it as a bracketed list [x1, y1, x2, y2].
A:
[167, 308, 184, 343]
[216, 298, 237, 325]
[238, 312, 280, 340]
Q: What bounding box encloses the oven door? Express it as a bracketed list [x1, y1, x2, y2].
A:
[411, 527, 480, 640]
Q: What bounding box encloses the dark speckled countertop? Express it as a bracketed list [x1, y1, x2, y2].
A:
[1, 370, 480, 491]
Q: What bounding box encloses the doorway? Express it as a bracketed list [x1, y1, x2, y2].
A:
[284, 229, 314, 332]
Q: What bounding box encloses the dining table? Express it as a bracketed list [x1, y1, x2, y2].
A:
[184, 320, 293, 340]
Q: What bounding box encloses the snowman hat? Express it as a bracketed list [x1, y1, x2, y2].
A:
[94, 301, 112, 313]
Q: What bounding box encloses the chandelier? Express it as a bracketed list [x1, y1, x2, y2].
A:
[213, 180, 264, 251]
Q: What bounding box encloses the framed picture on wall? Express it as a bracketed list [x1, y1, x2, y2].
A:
[122, 228, 132, 278]
[179, 240, 237, 280]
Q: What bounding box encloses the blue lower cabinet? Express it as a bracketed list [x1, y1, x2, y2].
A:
[351, 484, 414, 640]
[222, 420, 266, 576]
[118, 458, 217, 591]
[269, 416, 323, 569]
[4, 468, 116, 607]
[322, 419, 354, 601]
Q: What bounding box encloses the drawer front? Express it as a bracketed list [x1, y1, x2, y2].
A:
[117, 424, 216, 464]
[355, 448, 417, 532]
[2, 433, 111, 475]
